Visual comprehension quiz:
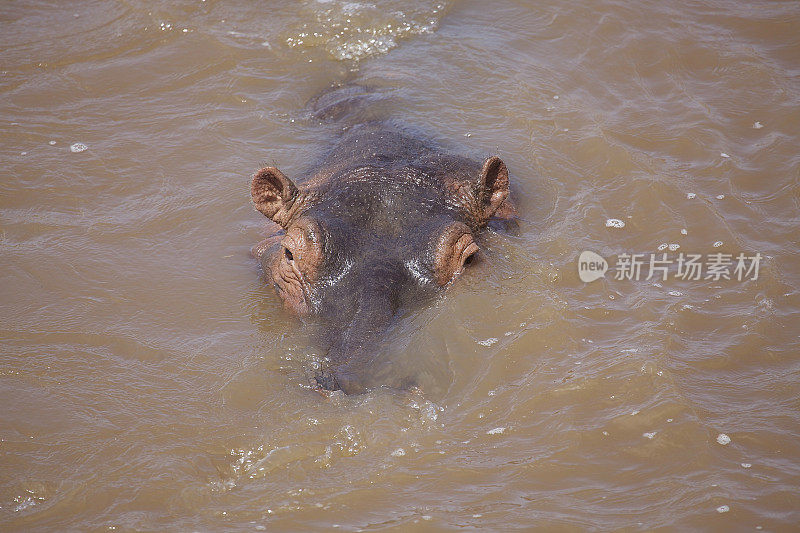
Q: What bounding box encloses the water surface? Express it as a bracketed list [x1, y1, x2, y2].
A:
[2, 0, 799, 530]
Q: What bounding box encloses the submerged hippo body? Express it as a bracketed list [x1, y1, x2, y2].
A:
[251, 89, 514, 394]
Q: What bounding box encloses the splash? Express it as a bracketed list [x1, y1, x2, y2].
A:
[286, 0, 448, 62]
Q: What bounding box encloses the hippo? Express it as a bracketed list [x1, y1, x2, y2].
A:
[250, 86, 515, 394]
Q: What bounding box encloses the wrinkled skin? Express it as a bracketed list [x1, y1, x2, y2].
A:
[251, 118, 514, 394]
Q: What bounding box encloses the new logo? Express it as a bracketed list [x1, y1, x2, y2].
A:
[578, 251, 608, 283]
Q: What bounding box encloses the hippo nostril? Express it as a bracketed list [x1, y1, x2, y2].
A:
[315, 369, 339, 391]
[463, 252, 475, 266]
[284, 247, 294, 261]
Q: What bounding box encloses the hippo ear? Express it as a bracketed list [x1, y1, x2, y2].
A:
[475, 156, 510, 219]
[251, 166, 298, 225]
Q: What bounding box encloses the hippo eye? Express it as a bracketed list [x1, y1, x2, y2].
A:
[433, 223, 479, 285]
[284, 247, 294, 262]
[456, 236, 479, 271]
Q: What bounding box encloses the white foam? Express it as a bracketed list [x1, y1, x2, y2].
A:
[716, 194, 725, 200]
[13, 496, 40, 513]
[716, 433, 731, 445]
[687, 192, 696, 199]
[668, 243, 680, 251]
[605, 218, 625, 228]
[391, 448, 406, 457]
[681, 228, 688, 235]
[716, 505, 729, 513]
[643, 431, 657, 439]
[477, 337, 498, 347]
[720, 152, 730, 158]
[70, 142, 88, 153]
[487, 427, 505, 435]
[753, 121, 763, 129]
[657, 243, 668, 251]
[713, 241, 723, 248]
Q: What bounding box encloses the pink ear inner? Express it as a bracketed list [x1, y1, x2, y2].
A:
[251, 166, 298, 222]
[479, 156, 509, 217]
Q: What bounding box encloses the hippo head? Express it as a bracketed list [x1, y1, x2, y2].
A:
[251, 153, 511, 393]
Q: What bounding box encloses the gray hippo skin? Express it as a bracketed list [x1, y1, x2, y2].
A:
[250, 89, 515, 394]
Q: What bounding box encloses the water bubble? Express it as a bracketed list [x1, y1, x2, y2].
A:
[391, 448, 406, 457]
[477, 338, 498, 347]
[48, 140, 56, 145]
[487, 427, 506, 435]
[605, 218, 625, 228]
[13, 495, 42, 512]
[716, 505, 729, 513]
[668, 291, 682, 296]
[753, 121, 763, 129]
[681, 228, 688, 235]
[716, 433, 731, 445]
[713, 241, 723, 248]
[720, 152, 730, 158]
[643, 431, 657, 439]
[716, 194, 725, 200]
[668, 243, 680, 251]
[658, 243, 668, 251]
[687, 192, 696, 199]
[70, 142, 88, 153]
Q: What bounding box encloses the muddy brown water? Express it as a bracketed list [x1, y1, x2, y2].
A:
[2, 0, 800, 530]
